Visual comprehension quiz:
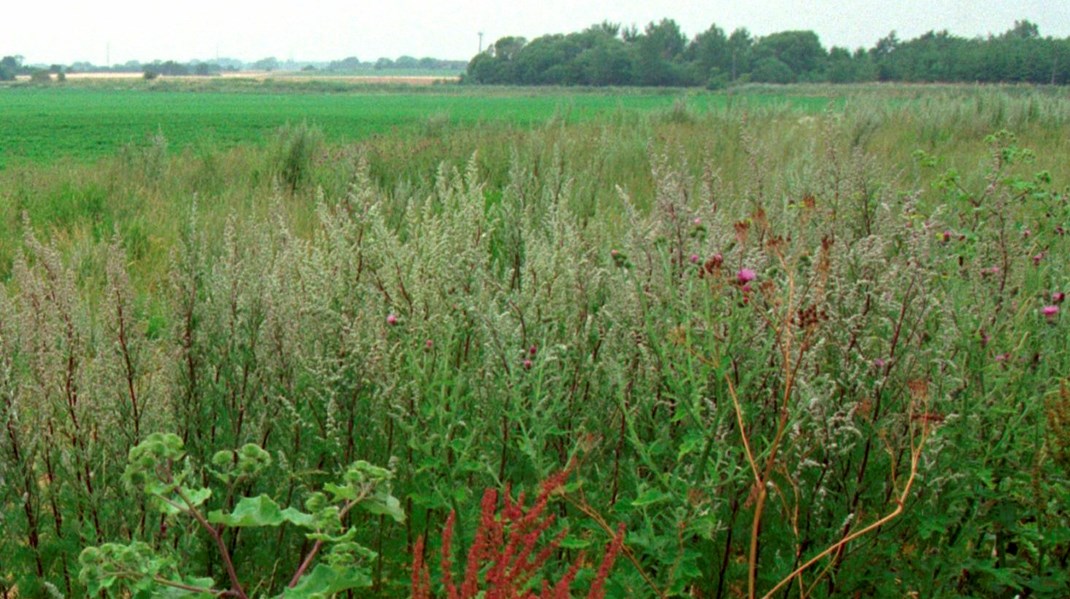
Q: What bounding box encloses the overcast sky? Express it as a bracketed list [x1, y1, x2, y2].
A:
[5, 0, 1070, 66]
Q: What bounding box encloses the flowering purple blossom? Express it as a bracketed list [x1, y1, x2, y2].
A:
[425, 339, 434, 351]
[523, 359, 533, 370]
[1042, 305, 1059, 319]
[690, 254, 700, 264]
[737, 268, 756, 284]
[693, 217, 702, 226]
[1053, 292, 1066, 304]
[387, 313, 399, 326]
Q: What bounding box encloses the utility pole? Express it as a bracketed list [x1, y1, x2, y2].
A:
[478, 32, 484, 54]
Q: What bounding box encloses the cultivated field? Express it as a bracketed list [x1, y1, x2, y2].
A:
[0, 82, 1068, 598]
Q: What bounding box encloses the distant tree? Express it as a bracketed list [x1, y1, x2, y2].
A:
[374, 57, 394, 70]
[29, 69, 52, 83]
[1002, 19, 1039, 40]
[577, 32, 635, 85]
[395, 55, 420, 69]
[193, 62, 220, 76]
[727, 28, 754, 81]
[0, 55, 21, 81]
[253, 57, 279, 71]
[635, 19, 691, 86]
[750, 57, 794, 83]
[328, 56, 363, 72]
[687, 24, 730, 86]
[870, 31, 900, 80]
[753, 30, 827, 81]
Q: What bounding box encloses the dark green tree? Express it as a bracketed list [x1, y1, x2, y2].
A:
[0, 55, 22, 81]
[635, 19, 692, 86]
[753, 30, 827, 81]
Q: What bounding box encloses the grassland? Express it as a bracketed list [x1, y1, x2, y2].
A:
[1, 81, 1069, 598]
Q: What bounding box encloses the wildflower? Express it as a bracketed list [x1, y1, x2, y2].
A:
[425, 339, 433, 351]
[523, 359, 533, 370]
[387, 313, 399, 326]
[689, 253, 700, 264]
[703, 253, 724, 275]
[693, 217, 702, 226]
[995, 353, 1010, 363]
[942, 230, 952, 243]
[1042, 305, 1059, 320]
[981, 266, 1000, 277]
[610, 249, 618, 258]
[873, 358, 886, 369]
[529, 345, 537, 356]
[1023, 228, 1031, 238]
[1053, 292, 1066, 304]
[1033, 253, 1044, 266]
[737, 268, 756, 285]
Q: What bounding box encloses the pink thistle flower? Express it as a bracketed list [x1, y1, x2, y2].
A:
[1053, 292, 1066, 304]
[981, 266, 1000, 277]
[386, 313, 399, 326]
[425, 339, 433, 351]
[1042, 305, 1059, 319]
[523, 358, 533, 370]
[1033, 253, 1044, 266]
[693, 217, 702, 226]
[737, 268, 756, 285]
[690, 253, 700, 264]
[529, 344, 537, 356]
[942, 230, 952, 243]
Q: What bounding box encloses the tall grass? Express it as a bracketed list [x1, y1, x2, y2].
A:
[1, 86, 1069, 597]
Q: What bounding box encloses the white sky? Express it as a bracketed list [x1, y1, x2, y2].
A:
[5, 0, 1070, 65]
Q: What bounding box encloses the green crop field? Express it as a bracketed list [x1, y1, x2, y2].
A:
[1, 81, 1070, 598]
[0, 83, 833, 166]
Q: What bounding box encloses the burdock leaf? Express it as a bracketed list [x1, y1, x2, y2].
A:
[208, 495, 313, 527]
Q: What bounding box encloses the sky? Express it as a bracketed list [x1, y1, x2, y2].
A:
[5, 0, 1070, 66]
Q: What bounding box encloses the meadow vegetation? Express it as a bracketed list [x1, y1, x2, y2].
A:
[0, 83, 1068, 597]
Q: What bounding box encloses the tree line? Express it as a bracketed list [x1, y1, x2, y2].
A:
[0, 55, 466, 82]
[464, 19, 1070, 87]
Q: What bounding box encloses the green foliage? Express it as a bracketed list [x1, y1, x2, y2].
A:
[1, 86, 1069, 597]
[79, 433, 401, 597]
[270, 121, 323, 192]
[462, 18, 1070, 87]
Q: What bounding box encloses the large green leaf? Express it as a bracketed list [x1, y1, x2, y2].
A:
[208, 495, 314, 528]
[283, 564, 372, 598]
[357, 490, 405, 523]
